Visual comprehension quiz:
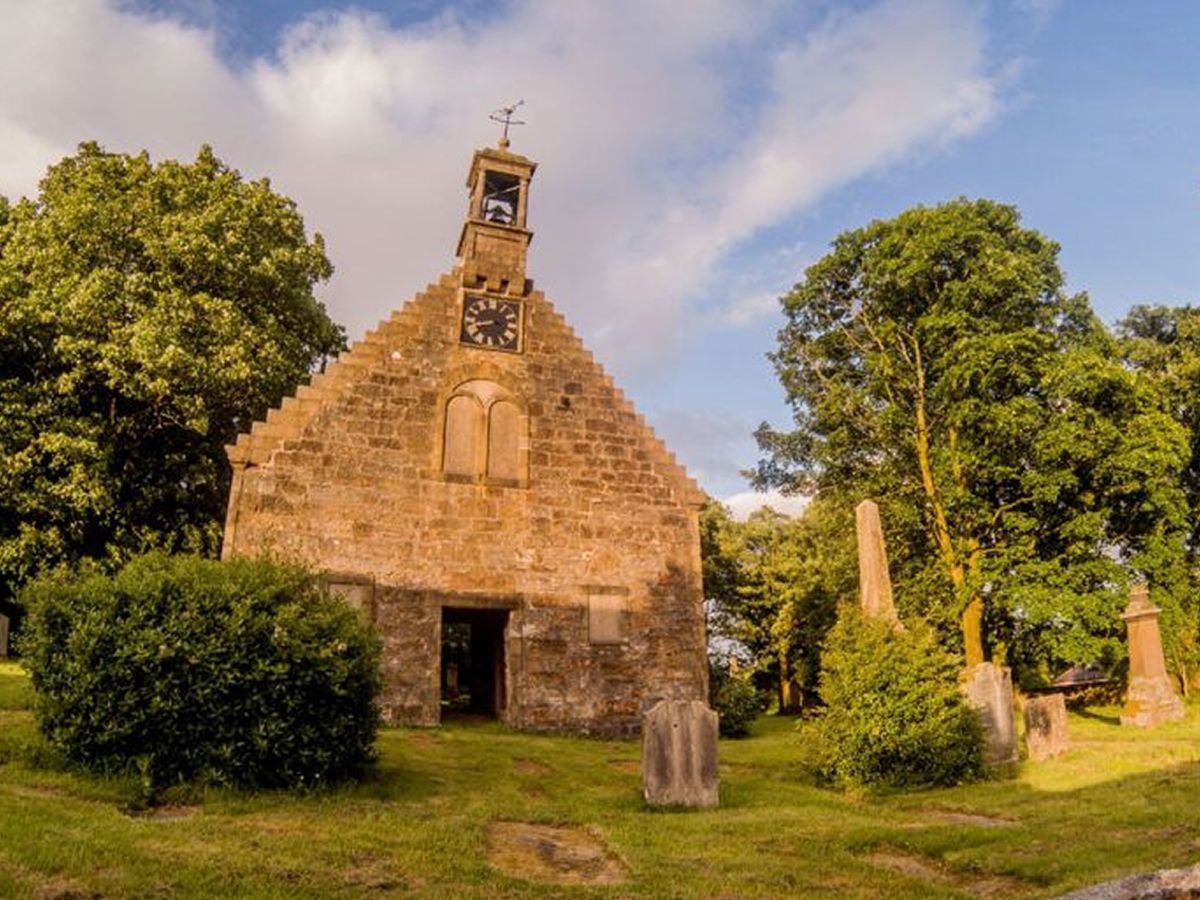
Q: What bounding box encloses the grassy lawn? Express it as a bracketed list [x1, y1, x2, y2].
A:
[2, 660, 1199, 898]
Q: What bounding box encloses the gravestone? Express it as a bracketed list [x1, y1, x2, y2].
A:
[641, 699, 718, 808]
[1023, 693, 1069, 761]
[0, 613, 8, 657]
[1121, 584, 1184, 727]
[962, 662, 1017, 766]
[855, 500, 900, 625]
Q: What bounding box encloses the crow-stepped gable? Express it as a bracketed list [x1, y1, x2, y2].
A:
[222, 140, 708, 734]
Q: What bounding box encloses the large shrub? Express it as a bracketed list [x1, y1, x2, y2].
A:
[19, 553, 380, 790]
[708, 659, 763, 738]
[811, 609, 982, 788]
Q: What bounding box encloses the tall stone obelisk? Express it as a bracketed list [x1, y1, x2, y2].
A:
[1121, 584, 1184, 727]
[855, 500, 900, 625]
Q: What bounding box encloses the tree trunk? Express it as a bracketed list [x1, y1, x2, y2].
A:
[961, 596, 985, 667]
[777, 652, 799, 713]
[911, 339, 986, 666]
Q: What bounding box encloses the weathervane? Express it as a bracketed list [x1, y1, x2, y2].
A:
[489, 100, 526, 150]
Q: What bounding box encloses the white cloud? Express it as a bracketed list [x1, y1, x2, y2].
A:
[0, 0, 1011, 493]
[1013, 0, 1060, 23]
[708, 291, 781, 328]
[722, 489, 811, 521]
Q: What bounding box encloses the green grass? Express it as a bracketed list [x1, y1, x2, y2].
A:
[2, 659, 1199, 898]
[0, 660, 32, 710]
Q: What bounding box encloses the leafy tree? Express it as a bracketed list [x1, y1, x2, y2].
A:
[1118, 304, 1200, 685]
[1120, 305, 1200, 557]
[707, 660, 763, 738]
[753, 199, 1191, 675]
[0, 143, 343, 614]
[701, 498, 853, 710]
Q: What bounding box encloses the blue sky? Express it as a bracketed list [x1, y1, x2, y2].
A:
[2, 1, 1198, 515]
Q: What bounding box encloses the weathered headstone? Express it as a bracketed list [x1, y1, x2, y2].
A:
[641, 699, 718, 808]
[855, 500, 900, 625]
[1023, 693, 1069, 761]
[0, 613, 8, 658]
[1121, 584, 1184, 727]
[962, 662, 1018, 766]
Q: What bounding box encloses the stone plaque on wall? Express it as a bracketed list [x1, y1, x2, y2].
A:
[327, 580, 376, 624]
[588, 594, 623, 644]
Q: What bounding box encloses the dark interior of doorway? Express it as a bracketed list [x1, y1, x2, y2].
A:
[440, 607, 507, 721]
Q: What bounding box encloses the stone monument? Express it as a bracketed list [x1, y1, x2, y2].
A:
[1121, 584, 1184, 727]
[642, 699, 719, 808]
[962, 663, 1018, 766]
[0, 612, 8, 658]
[855, 499, 900, 626]
[1023, 693, 1069, 761]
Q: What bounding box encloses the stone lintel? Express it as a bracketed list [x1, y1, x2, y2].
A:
[465, 146, 537, 188]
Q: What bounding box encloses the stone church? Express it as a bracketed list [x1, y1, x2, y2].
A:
[222, 139, 708, 735]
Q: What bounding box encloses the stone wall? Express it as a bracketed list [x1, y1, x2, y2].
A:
[223, 269, 708, 734]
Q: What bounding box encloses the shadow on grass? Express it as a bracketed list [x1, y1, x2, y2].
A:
[1074, 707, 1121, 726]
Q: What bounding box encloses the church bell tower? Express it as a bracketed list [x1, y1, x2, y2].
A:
[456, 142, 536, 298]
[454, 114, 536, 354]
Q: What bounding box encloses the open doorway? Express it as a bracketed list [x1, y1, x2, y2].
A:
[440, 607, 508, 721]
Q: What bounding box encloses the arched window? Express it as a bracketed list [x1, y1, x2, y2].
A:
[441, 381, 526, 484]
[487, 400, 520, 481]
[443, 394, 483, 477]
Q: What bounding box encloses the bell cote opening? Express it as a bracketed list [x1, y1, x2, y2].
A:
[481, 171, 521, 226]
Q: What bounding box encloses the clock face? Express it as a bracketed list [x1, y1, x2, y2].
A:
[460, 295, 521, 351]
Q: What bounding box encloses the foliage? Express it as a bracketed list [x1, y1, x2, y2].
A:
[752, 198, 1192, 678]
[707, 659, 763, 738]
[811, 608, 983, 788]
[0, 143, 344, 614]
[701, 497, 853, 711]
[0, 660, 32, 712]
[18, 553, 379, 791]
[1118, 305, 1200, 679]
[1120, 305, 1200, 558]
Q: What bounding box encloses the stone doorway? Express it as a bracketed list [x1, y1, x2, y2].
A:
[440, 607, 508, 721]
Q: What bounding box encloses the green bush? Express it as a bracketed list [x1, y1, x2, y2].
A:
[811, 609, 983, 788]
[709, 660, 763, 738]
[19, 553, 380, 791]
